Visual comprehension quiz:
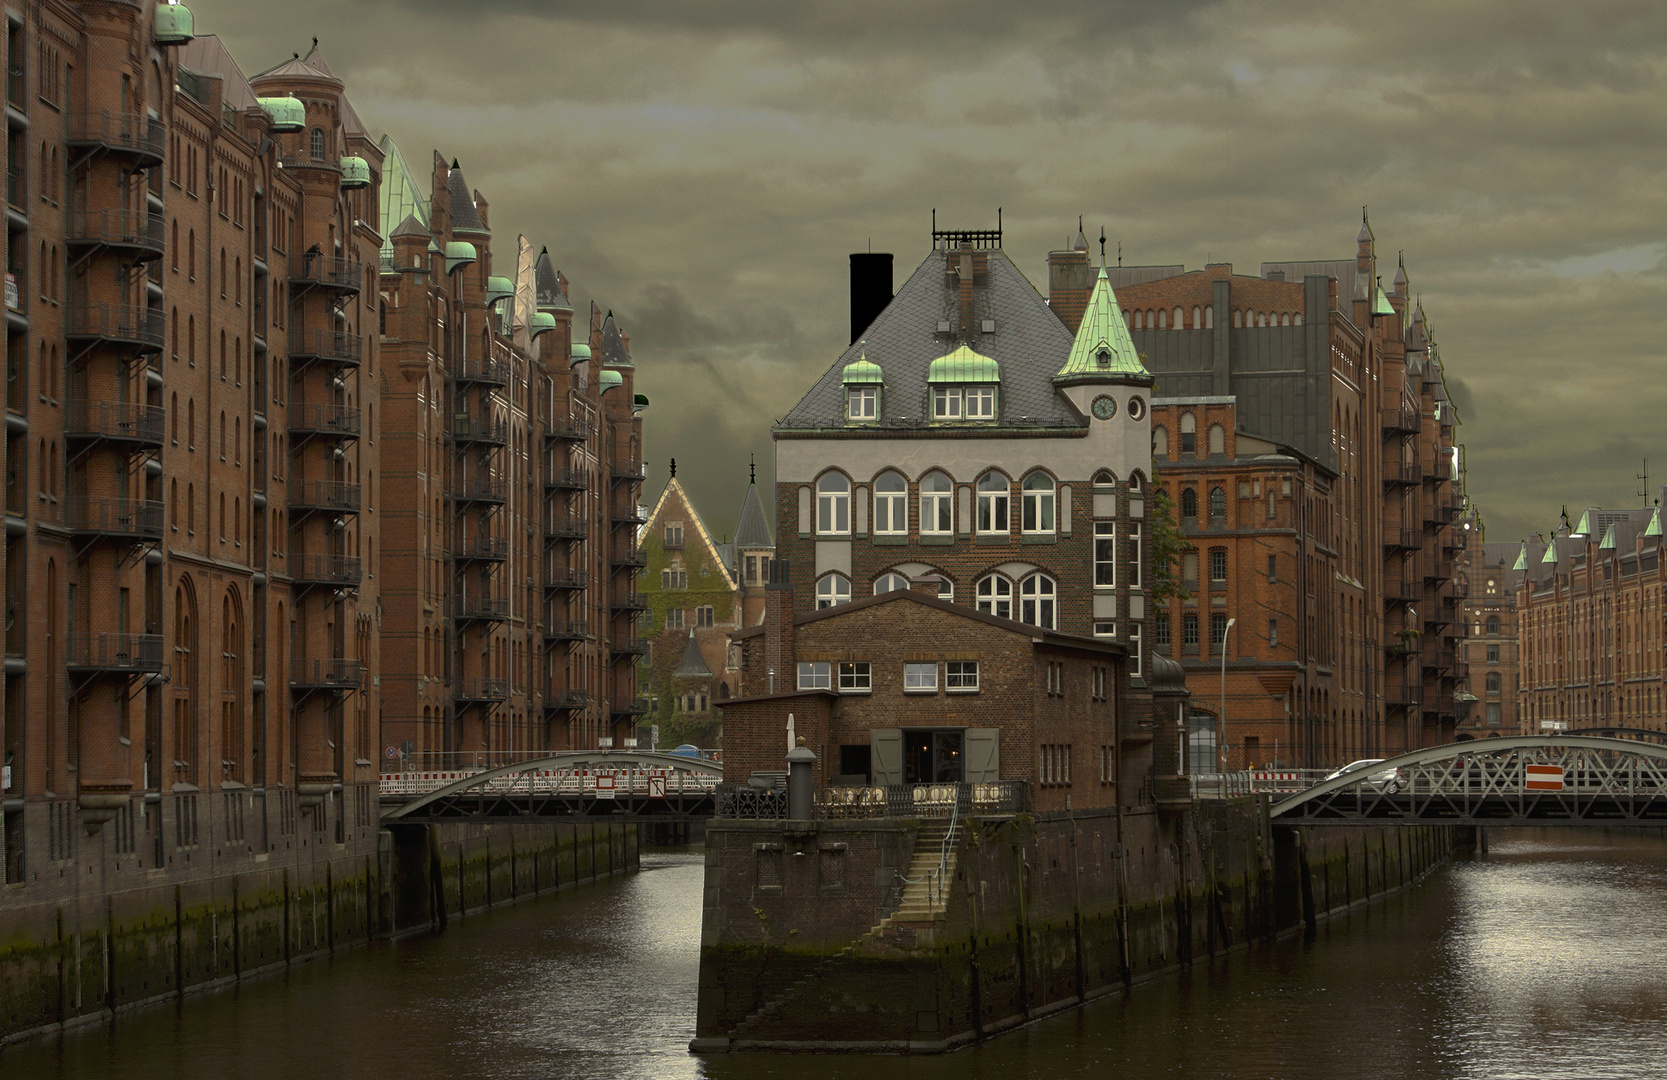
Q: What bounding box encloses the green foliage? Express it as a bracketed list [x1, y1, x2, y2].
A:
[1149, 486, 1189, 605]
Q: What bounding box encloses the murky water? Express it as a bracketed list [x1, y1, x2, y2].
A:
[10, 831, 1667, 1080]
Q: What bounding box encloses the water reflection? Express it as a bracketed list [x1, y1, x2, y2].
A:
[11, 833, 1667, 1080]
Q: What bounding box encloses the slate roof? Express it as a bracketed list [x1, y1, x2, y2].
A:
[446, 164, 489, 237]
[674, 631, 713, 678]
[389, 213, 428, 239]
[535, 248, 571, 311]
[734, 480, 773, 551]
[177, 36, 261, 111]
[777, 247, 1081, 432]
[599, 313, 632, 368]
[252, 42, 342, 85]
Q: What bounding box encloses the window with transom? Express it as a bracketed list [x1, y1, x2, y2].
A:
[1020, 573, 1056, 629]
[816, 472, 850, 535]
[977, 575, 1012, 619]
[919, 471, 954, 535]
[873, 471, 907, 535]
[977, 472, 1010, 534]
[1022, 472, 1055, 534]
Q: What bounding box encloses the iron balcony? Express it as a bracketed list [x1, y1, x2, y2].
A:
[290, 658, 364, 691]
[288, 479, 361, 515]
[610, 460, 647, 483]
[453, 414, 508, 446]
[610, 636, 650, 658]
[1382, 463, 1420, 489]
[290, 554, 362, 590]
[64, 400, 165, 448]
[546, 466, 591, 491]
[546, 515, 588, 540]
[66, 208, 166, 260]
[455, 536, 509, 562]
[453, 357, 509, 387]
[290, 254, 363, 295]
[610, 546, 647, 569]
[288, 402, 362, 441]
[610, 697, 651, 720]
[1384, 681, 1422, 709]
[1381, 405, 1421, 437]
[67, 497, 163, 541]
[453, 596, 510, 623]
[612, 504, 648, 527]
[68, 110, 164, 166]
[1382, 525, 1421, 552]
[65, 632, 164, 675]
[544, 620, 590, 643]
[611, 591, 647, 612]
[542, 687, 590, 712]
[66, 303, 165, 353]
[455, 477, 508, 505]
[454, 678, 510, 703]
[544, 568, 588, 591]
[289, 327, 363, 368]
[1384, 578, 1422, 603]
[1422, 649, 1458, 673]
[544, 418, 590, 442]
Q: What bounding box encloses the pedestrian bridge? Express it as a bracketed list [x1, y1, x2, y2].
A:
[1270, 736, 1667, 827]
[380, 751, 723, 823]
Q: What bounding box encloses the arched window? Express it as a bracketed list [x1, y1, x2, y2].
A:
[1208, 486, 1226, 523]
[1173, 306, 1183, 330]
[1232, 309, 1242, 328]
[976, 471, 1010, 535]
[873, 471, 907, 535]
[1192, 305, 1202, 329]
[1208, 424, 1225, 455]
[1021, 472, 1055, 534]
[1486, 616, 1500, 635]
[815, 573, 851, 610]
[1180, 487, 1198, 521]
[816, 472, 850, 535]
[1020, 573, 1057, 629]
[1204, 306, 1214, 329]
[1153, 426, 1170, 457]
[310, 127, 326, 161]
[976, 574, 1013, 619]
[873, 572, 909, 595]
[1486, 672, 1501, 693]
[1180, 412, 1197, 454]
[919, 471, 954, 535]
[1133, 310, 1143, 330]
[1093, 469, 1117, 486]
[1157, 308, 1166, 330]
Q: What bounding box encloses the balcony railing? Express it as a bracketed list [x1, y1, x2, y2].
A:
[611, 460, 647, 482]
[288, 402, 362, 439]
[1426, 459, 1454, 482]
[66, 208, 165, 259]
[1384, 681, 1422, 709]
[611, 591, 647, 612]
[290, 554, 362, 589]
[1381, 405, 1421, 437]
[290, 254, 363, 294]
[65, 400, 165, 446]
[1382, 526, 1420, 551]
[289, 327, 363, 367]
[546, 466, 590, 491]
[544, 417, 589, 442]
[67, 497, 164, 540]
[544, 568, 588, 591]
[611, 546, 647, 569]
[6, 167, 21, 211]
[290, 658, 364, 690]
[1425, 557, 1454, 581]
[289, 479, 361, 514]
[717, 780, 1032, 820]
[1422, 648, 1457, 673]
[453, 596, 510, 622]
[455, 477, 507, 504]
[610, 636, 649, 657]
[612, 504, 648, 527]
[544, 620, 590, 643]
[454, 678, 509, 703]
[1382, 463, 1420, 488]
[543, 687, 590, 711]
[68, 111, 165, 164]
[453, 357, 509, 386]
[453, 414, 509, 446]
[546, 515, 588, 540]
[609, 696, 651, 718]
[454, 536, 509, 562]
[65, 632, 164, 674]
[66, 303, 165, 351]
[1384, 578, 1421, 602]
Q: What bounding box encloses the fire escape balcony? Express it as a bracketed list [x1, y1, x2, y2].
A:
[68, 111, 165, 167]
[612, 503, 647, 528]
[544, 620, 590, 644]
[1425, 458, 1454, 483]
[454, 678, 509, 704]
[611, 460, 647, 484]
[1424, 556, 1454, 582]
[454, 536, 509, 563]
[453, 356, 509, 387]
[452, 596, 510, 624]
[611, 590, 648, 613]
[610, 636, 649, 658]
[1382, 525, 1421, 552]
[67, 497, 163, 541]
[290, 658, 364, 691]
[288, 479, 361, 515]
[1381, 405, 1422, 437]
[288, 327, 363, 369]
[1384, 680, 1422, 710]
[1422, 648, 1457, 674]
[610, 696, 651, 719]
[546, 466, 590, 492]
[290, 554, 362, 590]
[454, 477, 507, 506]
[64, 400, 164, 449]
[545, 514, 588, 541]
[288, 402, 361, 441]
[544, 417, 590, 443]
[1384, 577, 1421, 605]
[453, 414, 508, 447]
[1425, 693, 1457, 717]
[289, 254, 363, 296]
[66, 303, 165, 353]
[610, 545, 647, 569]
[66, 208, 165, 261]
[1382, 463, 1420, 489]
[65, 632, 164, 676]
[543, 687, 590, 713]
[544, 568, 588, 592]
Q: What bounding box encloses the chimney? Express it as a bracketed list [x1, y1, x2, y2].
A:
[909, 574, 941, 597]
[957, 242, 975, 343]
[762, 559, 796, 695]
[849, 253, 893, 344]
[1047, 246, 1093, 334]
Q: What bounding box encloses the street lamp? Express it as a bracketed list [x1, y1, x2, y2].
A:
[1219, 617, 1236, 775]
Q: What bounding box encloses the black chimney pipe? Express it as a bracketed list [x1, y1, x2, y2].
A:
[849, 253, 893, 345]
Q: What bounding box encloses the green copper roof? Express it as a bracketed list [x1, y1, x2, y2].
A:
[339, 156, 370, 190]
[258, 96, 304, 133]
[926, 345, 1000, 384]
[598, 369, 623, 394]
[378, 135, 430, 264]
[444, 241, 476, 274]
[1646, 508, 1662, 538]
[155, 4, 195, 45]
[634, 393, 649, 409]
[1056, 266, 1148, 383]
[1574, 509, 1593, 537]
[842, 354, 883, 384]
[570, 342, 592, 362]
[1541, 543, 1558, 564]
[529, 311, 557, 338]
[485, 275, 515, 307]
[1599, 524, 1618, 550]
[1512, 542, 1528, 571]
[1374, 288, 1396, 317]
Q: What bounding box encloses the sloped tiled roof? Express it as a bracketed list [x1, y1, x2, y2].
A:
[177, 35, 260, 111]
[599, 313, 631, 368]
[1055, 266, 1149, 383]
[674, 631, 713, 678]
[642, 477, 737, 593]
[378, 136, 429, 260]
[252, 42, 342, 85]
[446, 164, 489, 237]
[778, 247, 1080, 432]
[390, 213, 428, 240]
[535, 248, 571, 311]
[734, 480, 773, 551]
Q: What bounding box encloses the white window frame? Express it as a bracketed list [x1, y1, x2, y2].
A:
[797, 661, 831, 690]
[904, 662, 938, 693]
[873, 572, 908, 595]
[816, 472, 851, 535]
[1020, 573, 1057, 629]
[1094, 521, 1116, 587]
[837, 661, 871, 693]
[847, 384, 877, 421]
[873, 471, 907, 535]
[976, 472, 1010, 535]
[919, 471, 954, 535]
[1128, 522, 1143, 589]
[976, 574, 1013, 619]
[946, 660, 979, 693]
[964, 384, 996, 419]
[815, 573, 850, 609]
[1021, 472, 1055, 534]
[931, 386, 961, 420]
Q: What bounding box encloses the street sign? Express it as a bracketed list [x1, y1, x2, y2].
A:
[1525, 764, 1565, 791]
[384, 746, 398, 759]
[648, 775, 666, 799]
[595, 772, 617, 799]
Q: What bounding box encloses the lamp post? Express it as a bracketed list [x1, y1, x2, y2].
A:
[1219, 617, 1236, 776]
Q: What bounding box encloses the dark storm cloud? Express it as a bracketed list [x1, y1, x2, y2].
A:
[193, 0, 1667, 542]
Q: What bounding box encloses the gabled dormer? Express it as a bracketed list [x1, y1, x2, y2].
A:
[842, 348, 883, 423]
[927, 345, 1000, 423]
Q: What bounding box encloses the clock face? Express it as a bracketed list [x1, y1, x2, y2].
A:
[1092, 395, 1117, 420]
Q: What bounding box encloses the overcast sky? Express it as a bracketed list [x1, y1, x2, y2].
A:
[197, 0, 1667, 546]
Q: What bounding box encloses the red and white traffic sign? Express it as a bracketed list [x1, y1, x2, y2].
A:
[1525, 764, 1565, 791]
[595, 772, 617, 800]
[648, 775, 666, 799]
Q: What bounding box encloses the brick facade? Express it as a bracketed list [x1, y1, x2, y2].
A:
[1455, 523, 1522, 737]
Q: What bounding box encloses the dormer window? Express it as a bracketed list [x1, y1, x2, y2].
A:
[842, 353, 883, 423]
[927, 346, 1000, 423]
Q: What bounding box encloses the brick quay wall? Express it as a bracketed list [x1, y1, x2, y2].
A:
[694, 804, 1454, 1053]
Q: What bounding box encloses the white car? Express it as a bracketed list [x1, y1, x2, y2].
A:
[1324, 759, 1404, 793]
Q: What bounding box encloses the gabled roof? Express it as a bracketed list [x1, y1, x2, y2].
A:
[777, 246, 1080, 432]
[446, 163, 489, 237]
[599, 312, 631, 368]
[674, 631, 713, 678]
[642, 476, 737, 593]
[177, 35, 260, 111]
[390, 213, 428, 239]
[734, 478, 773, 551]
[1055, 266, 1149, 384]
[378, 135, 430, 261]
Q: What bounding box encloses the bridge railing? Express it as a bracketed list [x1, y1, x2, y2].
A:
[714, 780, 1030, 820]
[380, 761, 720, 798]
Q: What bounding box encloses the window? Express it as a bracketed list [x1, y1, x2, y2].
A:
[964, 385, 995, 419]
[1268, 619, 1278, 647]
[873, 471, 907, 534]
[1153, 426, 1169, 457]
[1180, 487, 1197, 521]
[1208, 424, 1225, 455]
[847, 384, 877, 420]
[664, 522, 683, 547]
[837, 662, 871, 692]
[1486, 703, 1502, 726]
[1180, 412, 1197, 454]
[797, 662, 831, 690]
[1093, 621, 1116, 637]
[816, 472, 850, 535]
[1208, 487, 1226, 523]
[946, 660, 979, 692]
[1021, 473, 1055, 534]
[1210, 613, 1229, 647]
[1183, 614, 1200, 647]
[1155, 616, 1172, 647]
[873, 572, 908, 595]
[1094, 522, 1116, 587]
[976, 574, 1012, 619]
[1267, 554, 1277, 582]
[1040, 744, 1071, 786]
[310, 127, 325, 161]
[815, 574, 850, 609]
[933, 384, 997, 421]
[976, 472, 1010, 534]
[919, 471, 954, 535]
[1486, 672, 1501, 693]
[661, 568, 687, 590]
[1127, 523, 1143, 588]
[904, 662, 938, 693]
[1045, 661, 1064, 695]
[1486, 616, 1500, 635]
[1020, 574, 1056, 629]
[695, 605, 714, 628]
[1091, 666, 1108, 700]
[1486, 645, 1500, 664]
[1209, 548, 1227, 583]
[932, 385, 960, 420]
[665, 608, 685, 630]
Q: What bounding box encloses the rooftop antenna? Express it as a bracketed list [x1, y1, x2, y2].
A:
[1638, 458, 1649, 502]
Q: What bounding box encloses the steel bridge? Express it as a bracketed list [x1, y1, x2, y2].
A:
[380, 751, 723, 823]
[1270, 736, 1667, 827]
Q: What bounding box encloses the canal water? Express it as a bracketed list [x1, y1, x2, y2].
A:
[9, 830, 1667, 1080]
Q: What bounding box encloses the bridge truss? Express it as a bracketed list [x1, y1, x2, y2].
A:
[381, 751, 722, 823]
[1269, 736, 1667, 827]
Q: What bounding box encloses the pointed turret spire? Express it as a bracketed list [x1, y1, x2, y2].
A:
[447, 162, 489, 237]
[1055, 267, 1149, 384]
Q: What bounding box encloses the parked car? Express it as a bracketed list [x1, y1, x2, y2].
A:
[1325, 759, 1405, 794]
